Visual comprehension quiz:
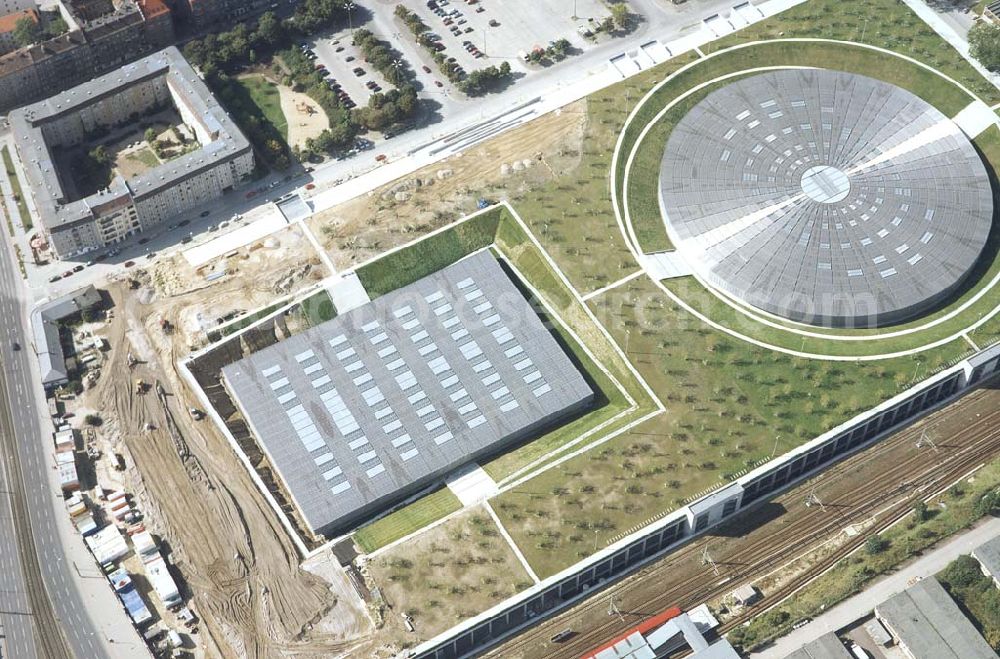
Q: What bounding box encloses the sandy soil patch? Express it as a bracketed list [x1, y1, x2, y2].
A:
[307, 101, 588, 271]
[278, 83, 329, 150]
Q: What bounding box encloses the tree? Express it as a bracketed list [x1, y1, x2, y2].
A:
[88, 145, 111, 166]
[143, 127, 157, 145]
[912, 500, 928, 523]
[864, 535, 887, 555]
[12, 15, 41, 47]
[941, 555, 985, 589]
[45, 15, 68, 38]
[610, 3, 629, 30]
[970, 22, 1000, 71]
[84, 414, 103, 427]
[254, 11, 284, 47]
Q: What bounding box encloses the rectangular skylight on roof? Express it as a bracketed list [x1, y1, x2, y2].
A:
[311, 375, 332, 388]
[449, 388, 469, 402]
[473, 301, 493, 314]
[524, 370, 542, 384]
[370, 332, 389, 345]
[533, 383, 552, 397]
[294, 350, 315, 363]
[362, 320, 380, 332]
[468, 415, 487, 429]
[429, 357, 450, 375]
[392, 434, 412, 448]
[921, 232, 933, 244]
[514, 358, 532, 371]
[425, 291, 444, 304]
[907, 253, 923, 265]
[473, 360, 492, 373]
[328, 335, 347, 348]
[349, 437, 369, 450]
[331, 481, 351, 495]
[417, 343, 437, 357]
[416, 404, 435, 417]
[262, 365, 281, 377]
[456, 277, 474, 289]
[500, 400, 519, 412]
[393, 305, 412, 318]
[458, 402, 477, 415]
[345, 361, 364, 373]
[395, 371, 417, 390]
[433, 303, 453, 316]
[377, 345, 397, 358]
[323, 466, 343, 480]
[269, 377, 289, 390]
[374, 406, 393, 420]
[491, 386, 510, 400]
[880, 268, 898, 278]
[362, 388, 385, 406]
[303, 362, 323, 375]
[336, 347, 356, 360]
[736, 109, 751, 120]
[482, 313, 501, 327]
[353, 373, 373, 386]
[410, 329, 429, 343]
[357, 450, 378, 464]
[400, 449, 419, 461]
[504, 345, 525, 358]
[382, 419, 403, 434]
[386, 358, 405, 371]
[482, 373, 501, 387]
[461, 343, 483, 360]
[434, 431, 453, 445]
[425, 417, 444, 431]
[440, 374, 459, 388]
[402, 318, 421, 330]
[464, 289, 483, 301]
[407, 390, 427, 404]
[442, 316, 461, 329]
[366, 464, 386, 478]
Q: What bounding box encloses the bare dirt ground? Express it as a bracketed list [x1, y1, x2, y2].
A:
[362, 505, 534, 655]
[79, 234, 373, 658]
[277, 83, 329, 150]
[307, 101, 587, 271]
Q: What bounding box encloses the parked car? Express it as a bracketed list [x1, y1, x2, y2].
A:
[435, 80, 444, 87]
[353, 67, 365, 76]
[62, 270, 73, 278]
[48, 275, 61, 283]
[124, 261, 135, 268]
[422, 65, 432, 73]
[346, 55, 355, 62]
[200, 210, 210, 217]
[73, 265, 84, 272]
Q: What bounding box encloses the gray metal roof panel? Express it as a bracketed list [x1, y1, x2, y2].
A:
[658, 69, 993, 328]
[222, 252, 594, 534]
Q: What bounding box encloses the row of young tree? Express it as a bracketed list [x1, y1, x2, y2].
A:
[353, 28, 413, 88]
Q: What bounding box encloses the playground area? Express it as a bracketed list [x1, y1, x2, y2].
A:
[277, 83, 328, 149]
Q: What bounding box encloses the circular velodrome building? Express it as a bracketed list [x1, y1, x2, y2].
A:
[658, 69, 994, 328]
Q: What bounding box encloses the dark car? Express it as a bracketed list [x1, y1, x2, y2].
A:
[11, 341, 19, 351]
[48, 275, 61, 283]
[124, 260, 136, 268]
[179, 219, 190, 227]
[335, 46, 345, 52]
[200, 210, 210, 217]
[345, 55, 355, 62]
[422, 65, 432, 73]
[353, 67, 365, 76]
[73, 264, 84, 272]
[138, 238, 150, 245]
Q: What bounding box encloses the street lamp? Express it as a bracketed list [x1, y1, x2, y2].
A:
[346, 1, 355, 32]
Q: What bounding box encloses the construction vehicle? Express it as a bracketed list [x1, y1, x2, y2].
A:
[135, 379, 149, 395]
[189, 407, 205, 421]
[127, 352, 138, 369]
[160, 318, 173, 334]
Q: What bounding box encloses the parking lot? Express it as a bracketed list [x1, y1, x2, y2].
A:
[302, 32, 389, 113]
[405, 0, 612, 76]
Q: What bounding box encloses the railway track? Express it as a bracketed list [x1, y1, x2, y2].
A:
[486, 389, 1000, 659]
[0, 358, 72, 659]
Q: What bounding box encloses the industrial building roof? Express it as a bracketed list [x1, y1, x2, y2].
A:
[973, 534, 1000, 582]
[30, 285, 101, 387]
[783, 632, 853, 659]
[9, 46, 250, 232]
[658, 69, 992, 328]
[222, 251, 594, 535]
[875, 577, 998, 659]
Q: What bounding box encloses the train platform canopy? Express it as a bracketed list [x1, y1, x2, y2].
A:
[221, 251, 594, 536]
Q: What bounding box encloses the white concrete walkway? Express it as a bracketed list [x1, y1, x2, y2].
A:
[755, 515, 1000, 658]
[446, 463, 499, 506]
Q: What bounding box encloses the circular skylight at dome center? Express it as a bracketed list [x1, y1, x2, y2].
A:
[800, 165, 850, 204]
[657, 69, 994, 328]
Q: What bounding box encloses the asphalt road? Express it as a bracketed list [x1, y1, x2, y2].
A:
[0, 224, 105, 657]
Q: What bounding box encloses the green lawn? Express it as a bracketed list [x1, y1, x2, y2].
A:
[2, 146, 32, 231]
[126, 147, 161, 169]
[355, 208, 501, 298]
[354, 486, 463, 553]
[299, 289, 337, 327]
[238, 75, 289, 140]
